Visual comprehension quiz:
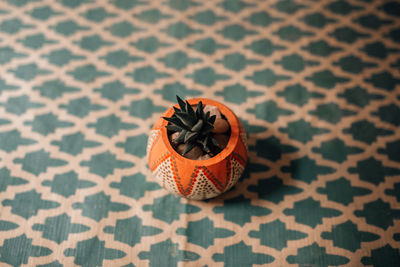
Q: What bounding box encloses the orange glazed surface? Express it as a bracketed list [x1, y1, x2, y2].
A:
[147, 98, 248, 199]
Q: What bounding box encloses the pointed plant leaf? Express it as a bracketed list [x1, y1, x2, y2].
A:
[186, 100, 196, 119]
[163, 116, 188, 130]
[176, 95, 186, 111]
[196, 101, 203, 118]
[166, 125, 182, 132]
[197, 138, 207, 147]
[175, 112, 194, 127]
[211, 137, 219, 147]
[203, 128, 213, 135]
[162, 116, 176, 125]
[184, 131, 198, 143]
[203, 146, 211, 153]
[196, 107, 201, 119]
[176, 130, 187, 143]
[204, 136, 212, 150]
[191, 119, 203, 132]
[205, 111, 210, 121]
[204, 121, 214, 130]
[209, 115, 216, 124]
[183, 142, 195, 155]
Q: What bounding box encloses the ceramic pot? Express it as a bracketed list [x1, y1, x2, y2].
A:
[147, 98, 247, 200]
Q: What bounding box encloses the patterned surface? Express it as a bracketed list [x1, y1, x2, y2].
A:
[0, 0, 400, 266]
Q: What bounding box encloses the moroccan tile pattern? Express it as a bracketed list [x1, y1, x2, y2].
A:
[0, 0, 399, 266]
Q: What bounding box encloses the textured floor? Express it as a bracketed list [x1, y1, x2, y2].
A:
[0, 0, 400, 266]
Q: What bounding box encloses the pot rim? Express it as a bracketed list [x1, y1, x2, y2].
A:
[160, 98, 240, 165]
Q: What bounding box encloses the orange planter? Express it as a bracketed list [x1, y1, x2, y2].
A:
[147, 98, 248, 200]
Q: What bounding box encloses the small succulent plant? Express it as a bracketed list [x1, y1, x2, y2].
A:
[163, 96, 222, 156]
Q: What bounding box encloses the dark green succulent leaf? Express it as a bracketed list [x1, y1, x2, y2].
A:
[176, 95, 186, 111]
[183, 142, 195, 155]
[209, 115, 216, 124]
[176, 129, 187, 143]
[191, 119, 203, 132]
[162, 116, 180, 125]
[186, 100, 196, 119]
[211, 137, 219, 147]
[204, 129, 213, 135]
[204, 121, 214, 129]
[184, 131, 198, 143]
[206, 135, 221, 154]
[196, 135, 206, 147]
[197, 138, 206, 146]
[173, 106, 181, 113]
[165, 96, 228, 158]
[196, 101, 204, 118]
[163, 116, 188, 130]
[201, 141, 210, 153]
[166, 125, 183, 132]
[205, 135, 211, 144]
[202, 125, 213, 135]
[175, 112, 195, 127]
[205, 111, 210, 121]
